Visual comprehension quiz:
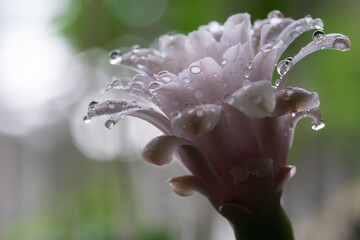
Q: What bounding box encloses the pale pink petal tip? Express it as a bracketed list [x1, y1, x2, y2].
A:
[168, 175, 208, 197]
[141, 135, 191, 166]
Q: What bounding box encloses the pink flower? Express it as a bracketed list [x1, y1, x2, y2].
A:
[84, 10, 350, 237]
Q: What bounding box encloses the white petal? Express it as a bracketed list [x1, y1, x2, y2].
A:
[226, 80, 276, 118]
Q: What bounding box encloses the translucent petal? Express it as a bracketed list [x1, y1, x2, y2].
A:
[231, 158, 274, 182]
[170, 104, 222, 138]
[272, 87, 320, 117]
[226, 80, 276, 118]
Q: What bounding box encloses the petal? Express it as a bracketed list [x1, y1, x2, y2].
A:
[178, 57, 224, 102]
[142, 135, 225, 189]
[222, 42, 252, 92]
[272, 87, 320, 117]
[141, 135, 189, 166]
[231, 158, 274, 182]
[249, 40, 283, 82]
[226, 80, 276, 118]
[170, 104, 222, 138]
[168, 175, 209, 197]
[150, 81, 197, 115]
[109, 48, 165, 76]
[276, 33, 350, 90]
[222, 13, 252, 52]
[85, 99, 171, 134]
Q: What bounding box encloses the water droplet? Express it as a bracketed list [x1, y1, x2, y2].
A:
[244, 67, 251, 78]
[190, 66, 202, 74]
[131, 44, 140, 50]
[312, 30, 325, 43]
[274, 79, 280, 86]
[183, 77, 191, 83]
[312, 120, 325, 131]
[170, 111, 181, 118]
[183, 102, 194, 110]
[106, 100, 115, 109]
[277, 58, 293, 76]
[267, 10, 284, 19]
[312, 18, 324, 29]
[250, 92, 262, 104]
[148, 81, 161, 89]
[196, 109, 204, 117]
[156, 71, 172, 82]
[243, 80, 252, 88]
[108, 50, 123, 64]
[332, 38, 350, 51]
[194, 89, 204, 99]
[213, 73, 219, 78]
[88, 101, 98, 109]
[305, 15, 312, 23]
[260, 43, 273, 53]
[105, 120, 115, 129]
[291, 112, 296, 117]
[221, 58, 228, 66]
[83, 116, 91, 123]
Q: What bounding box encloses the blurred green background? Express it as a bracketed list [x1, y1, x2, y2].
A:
[0, 0, 359, 239]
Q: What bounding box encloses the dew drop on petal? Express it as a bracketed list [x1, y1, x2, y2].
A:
[190, 66, 202, 74]
[267, 10, 284, 19]
[312, 18, 324, 29]
[277, 58, 293, 76]
[108, 49, 123, 64]
[194, 88, 204, 99]
[221, 58, 228, 66]
[213, 73, 219, 78]
[243, 79, 252, 88]
[260, 43, 273, 53]
[274, 79, 280, 87]
[88, 101, 99, 109]
[83, 116, 91, 124]
[196, 109, 204, 117]
[183, 77, 191, 84]
[312, 120, 325, 131]
[105, 120, 115, 129]
[148, 81, 162, 89]
[312, 30, 325, 43]
[332, 38, 350, 51]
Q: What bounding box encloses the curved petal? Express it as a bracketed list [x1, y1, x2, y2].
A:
[84, 99, 171, 133]
[141, 135, 225, 191]
[272, 87, 320, 117]
[168, 175, 210, 197]
[276, 33, 350, 90]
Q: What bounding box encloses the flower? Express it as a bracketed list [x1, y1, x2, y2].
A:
[84, 10, 350, 238]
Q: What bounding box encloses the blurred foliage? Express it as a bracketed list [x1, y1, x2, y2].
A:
[3, 162, 172, 240]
